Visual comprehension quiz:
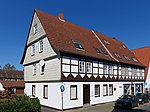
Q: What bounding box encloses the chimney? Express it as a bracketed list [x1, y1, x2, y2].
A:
[58, 13, 64, 20]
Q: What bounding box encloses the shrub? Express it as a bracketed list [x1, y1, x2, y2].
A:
[0, 95, 41, 112]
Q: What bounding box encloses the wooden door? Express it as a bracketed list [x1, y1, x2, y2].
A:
[83, 84, 90, 104]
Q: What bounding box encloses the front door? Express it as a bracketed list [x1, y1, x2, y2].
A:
[83, 84, 90, 104]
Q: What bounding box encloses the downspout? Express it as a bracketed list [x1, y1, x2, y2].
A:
[91, 30, 119, 62]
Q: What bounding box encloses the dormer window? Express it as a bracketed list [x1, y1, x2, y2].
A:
[114, 53, 121, 59]
[73, 41, 84, 49]
[33, 24, 38, 34]
[102, 49, 108, 55]
[124, 55, 130, 60]
[132, 57, 138, 62]
[104, 40, 110, 45]
[95, 48, 101, 53]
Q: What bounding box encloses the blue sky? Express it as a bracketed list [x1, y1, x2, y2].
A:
[0, 0, 150, 70]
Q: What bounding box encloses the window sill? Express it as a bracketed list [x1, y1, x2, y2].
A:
[95, 95, 100, 97]
[43, 97, 48, 99]
[70, 98, 78, 100]
[39, 50, 43, 53]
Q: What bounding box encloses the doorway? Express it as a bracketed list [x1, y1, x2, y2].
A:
[83, 84, 90, 104]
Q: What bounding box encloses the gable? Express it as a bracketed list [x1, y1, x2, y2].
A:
[27, 12, 46, 45]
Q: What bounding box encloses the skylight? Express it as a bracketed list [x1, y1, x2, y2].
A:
[124, 56, 130, 61]
[123, 44, 127, 48]
[102, 49, 108, 55]
[95, 48, 101, 53]
[132, 57, 138, 62]
[114, 53, 121, 59]
[104, 40, 110, 45]
[73, 40, 84, 49]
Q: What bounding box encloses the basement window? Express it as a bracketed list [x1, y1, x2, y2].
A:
[114, 53, 121, 59]
[73, 41, 84, 49]
[124, 56, 130, 61]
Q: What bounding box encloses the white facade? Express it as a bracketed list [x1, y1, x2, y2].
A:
[145, 63, 150, 89]
[25, 81, 144, 110]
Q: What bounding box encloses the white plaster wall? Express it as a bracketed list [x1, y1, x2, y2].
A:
[25, 82, 62, 110]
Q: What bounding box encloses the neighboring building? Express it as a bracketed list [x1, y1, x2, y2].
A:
[0, 70, 24, 95]
[132, 46, 150, 91]
[21, 9, 145, 110]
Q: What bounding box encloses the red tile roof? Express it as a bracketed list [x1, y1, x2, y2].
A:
[0, 70, 24, 80]
[0, 81, 25, 88]
[21, 9, 144, 67]
[132, 46, 150, 79]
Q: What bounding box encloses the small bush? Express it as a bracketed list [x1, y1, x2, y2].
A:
[0, 95, 41, 112]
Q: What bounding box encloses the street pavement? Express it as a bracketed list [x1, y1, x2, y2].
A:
[41, 102, 150, 112]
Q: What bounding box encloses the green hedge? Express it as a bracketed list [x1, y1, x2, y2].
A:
[0, 95, 41, 112]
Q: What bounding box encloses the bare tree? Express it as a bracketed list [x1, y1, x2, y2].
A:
[3, 63, 16, 70]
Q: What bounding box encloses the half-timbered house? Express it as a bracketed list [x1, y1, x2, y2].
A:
[21, 9, 145, 110]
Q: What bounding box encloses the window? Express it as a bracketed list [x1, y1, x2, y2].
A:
[32, 85, 36, 97]
[79, 61, 85, 73]
[73, 41, 84, 49]
[109, 84, 113, 96]
[86, 62, 92, 73]
[104, 40, 110, 45]
[39, 40, 43, 52]
[124, 56, 130, 61]
[108, 65, 113, 74]
[33, 64, 36, 75]
[102, 49, 109, 55]
[70, 85, 77, 100]
[40, 65, 45, 75]
[123, 44, 126, 48]
[114, 53, 121, 59]
[43, 85, 48, 99]
[95, 85, 100, 97]
[132, 57, 138, 62]
[31, 44, 35, 56]
[95, 48, 101, 53]
[33, 24, 38, 34]
[104, 64, 109, 74]
[103, 84, 108, 96]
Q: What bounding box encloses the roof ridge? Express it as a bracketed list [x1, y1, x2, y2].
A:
[132, 46, 150, 51]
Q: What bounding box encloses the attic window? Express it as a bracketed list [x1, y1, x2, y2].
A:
[104, 40, 110, 45]
[124, 55, 130, 61]
[33, 24, 38, 34]
[132, 57, 138, 62]
[73, 41, 84, 49]
[102, 49, 108, 55]
[114, 53, 121, 59]
[95, 48, 101, 53]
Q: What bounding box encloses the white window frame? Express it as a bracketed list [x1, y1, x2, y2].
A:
[108, 65, 113, 74]
[32, 85, 36, 97]
[95, 85, 100, 97]
[33, 24, 38, 34]
[109, 84, 113, 96]
[79, 61, 85, 73]
[31, 44, 35, 56]
[104, 64, 108, 74]
[39, 40, 43, 53]
[33, 64, 36, 75]
[70, 85, 77, 100]
[103, 84, 108, 96]
[43, 85, 48, 99]
[86, 62, 92, 73]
